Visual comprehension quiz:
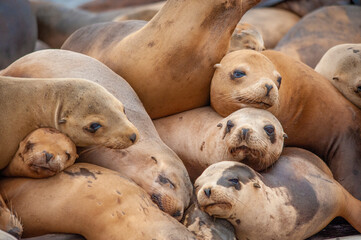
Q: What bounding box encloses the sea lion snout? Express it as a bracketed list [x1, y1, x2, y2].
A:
[265, 83, 273, 97]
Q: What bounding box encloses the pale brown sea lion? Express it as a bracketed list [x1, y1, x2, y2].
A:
[195, 148, 361, 240]
[61, 0, 261, 119]
[154, 107, 286, 182]
[239, 7, 300, 49]
[211, 49, 361, 200]
[0, 163, 197, 240]
[211, 49, 281, 117]
[1, 128, 77, 178]
[29, 0, 164, 48]
[0, 76, 138, 171]
[228, 23, 265, 52]
[275, 5, 361, 68]
[79, 0, 163, 12]
[0, 49, 193, 219]
[315, 44, 361, 109]
[0, 0, 37, 69]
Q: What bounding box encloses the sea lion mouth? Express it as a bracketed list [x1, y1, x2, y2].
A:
[235, 97, 272, 109]
[204, 202, 232, 214]
[229, 145, 259, 158]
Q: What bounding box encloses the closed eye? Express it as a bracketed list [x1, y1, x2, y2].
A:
[232, 70, 246, 79]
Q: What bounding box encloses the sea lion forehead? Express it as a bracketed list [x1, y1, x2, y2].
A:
[216, 163, 257, 189]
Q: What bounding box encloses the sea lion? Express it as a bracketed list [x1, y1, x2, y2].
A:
[79, 0, 163, 12]
[275, 5, 361, 68]
[61, 0, 261, 119]
[0, 76, 138, 170]
[1, 128, 77, 178]
[0, 49, 193, 219]
[195, 148, 361, 240]
[182, 200, 237, 240]
[29, 0, 164, 48]
[211, 49, 361, 200]
[228, 23, 265, 52]
[315, 43, 361, 109]
[239, 7, 300, 49]
[0, 163, 197, 240]
[211, 49, 281, 117]
[0, 0, 37, 69]
[0, 195, 23, 239]
[154, 107, 286, 182]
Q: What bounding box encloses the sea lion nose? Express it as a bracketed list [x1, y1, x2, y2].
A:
[242, 128, 250, 139]
[265, 84, 273, 96]
[204, 188, 212, 198]
[45, 152, 54, 163]
[129, 133, 137, 143]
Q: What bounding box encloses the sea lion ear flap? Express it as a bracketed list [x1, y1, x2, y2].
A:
[283, 132, 288, 139]
[214, 63, 222, 69]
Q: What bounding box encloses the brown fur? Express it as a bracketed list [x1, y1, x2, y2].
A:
[0, 163, 196, 240]
[275, 5, 361, 68]
[315, 43, 361, 109]
[240, 7, 300, 49]
[61, 0, 260, 119]
[0, 75, 138, 170]
[154, 107, 285, 182]
[0, 49, 192, 219]
[2, 128, 77, 178]
[211, 50, 281, 117]
[195, 148, 361, 240]
[79, 0, 163, 12]
[0, 195, 22, 239]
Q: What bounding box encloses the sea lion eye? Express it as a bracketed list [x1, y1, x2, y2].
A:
[332, 77, 339, 81]
[87, 123, 102, 133]
[277, 76, 282, 87]
[263, 125, 275, 136]
[232, 70, 246, 79]
[228, 178, 239, 184]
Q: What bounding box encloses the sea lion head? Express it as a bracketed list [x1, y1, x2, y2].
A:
[211, 50, 281, 117]
[3, 128, 77, 178]
[229, 23, 265, 52]
[216, 108, 285, 171]
[195, 161, 261, 220]
[316, 44, 361, 109]
[56, 79, 139, 149]
[78, 140, 193, 221]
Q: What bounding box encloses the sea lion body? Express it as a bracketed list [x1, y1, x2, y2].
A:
[0, 49, 192, 219]
[210, 49, 361, 200]
[275, 5, 361, 68]
[315, 43, 361, 109]
[211, 49, 281, 117]
[61, 0, 260, 119]
[240, 7, 300, 49]
[0, 76, 138, 170]
[154, 107, 285, 182]
[30, 0, 164, 48]
[0, 0, 37, 69]
[0, 163, 196, 240]
[195, 148, 361, 240]
[0, 195, 22, 239]
[2, 128, 78, 178]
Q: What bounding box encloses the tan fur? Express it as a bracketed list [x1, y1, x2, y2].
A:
[2, 128, 77, 178]
[0, 163, 196, 240]
[275, 5, 361, 68]
[61, 0, 260, 119]
[154, 107, 285, 182]
[195, 148, 361, 240]
[0, 195, 22, 239]
[315, 43, 361, 109]
[229, 23, 265, 52]
[0, 49, 192, 219]
[211, 50, 281, 117]
[0, 76, 138, 170]
[79, 0, 163, 12]
[240, 7, 300, 49]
